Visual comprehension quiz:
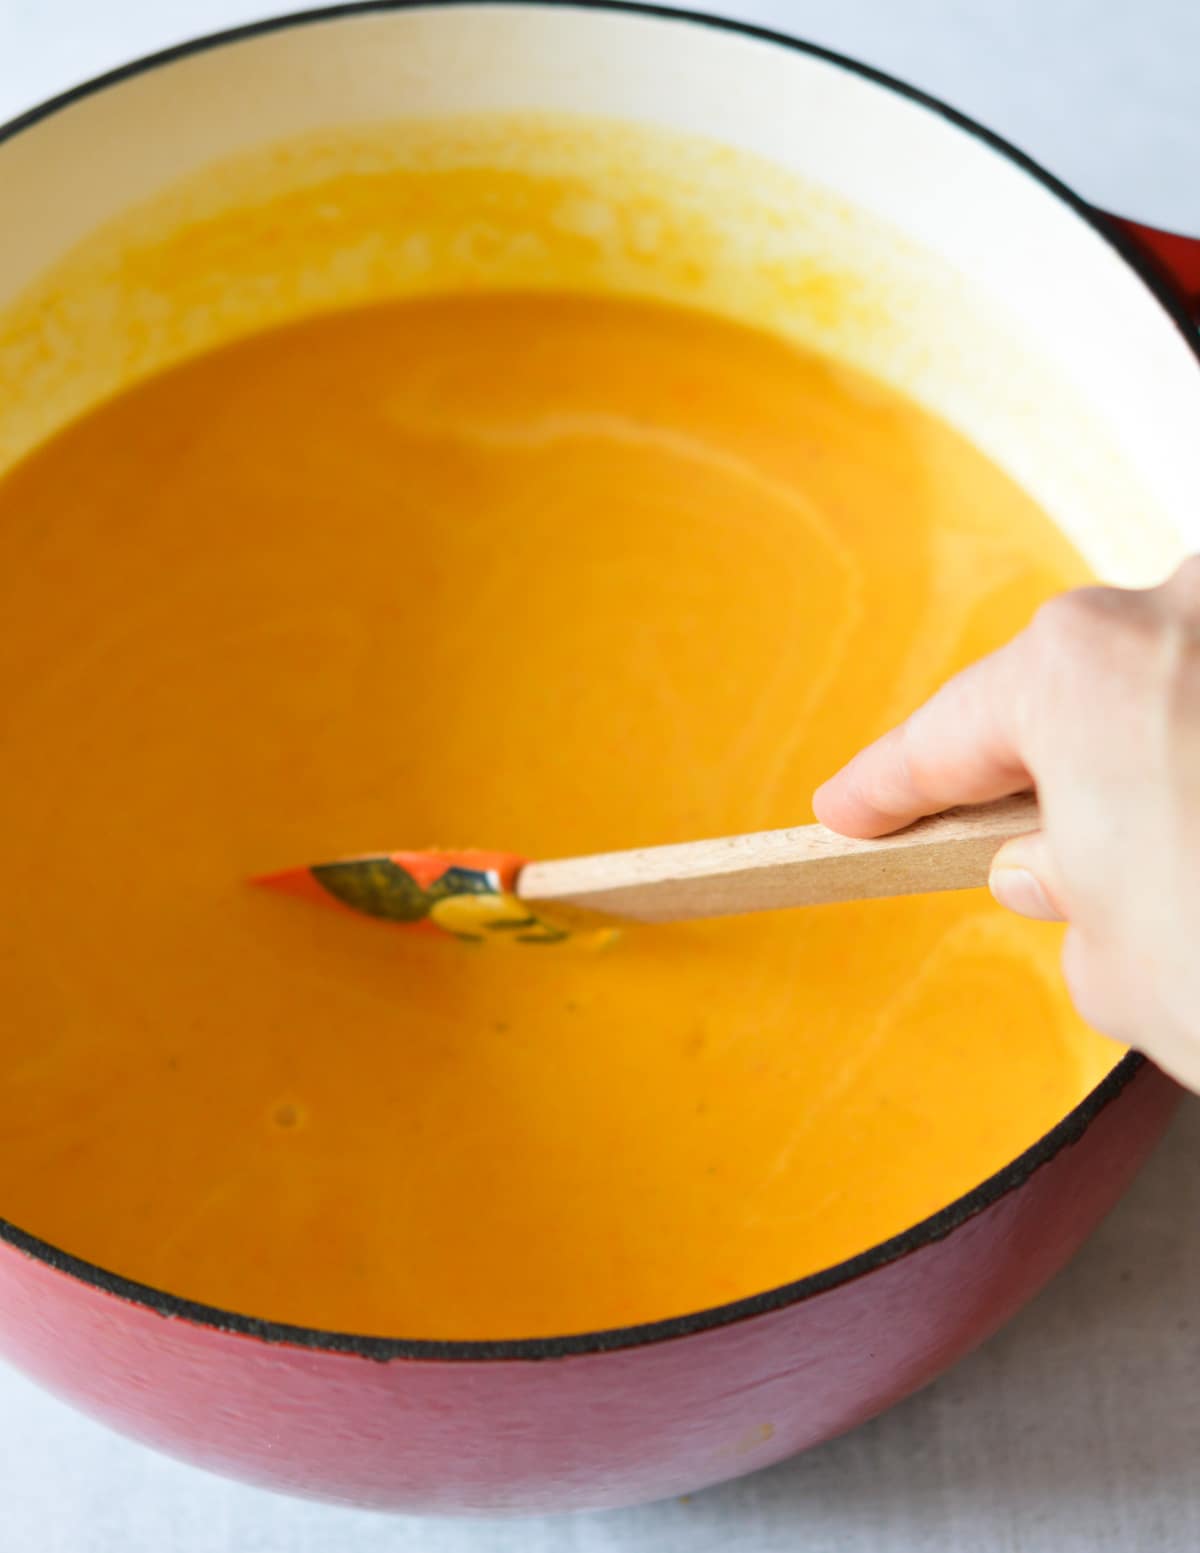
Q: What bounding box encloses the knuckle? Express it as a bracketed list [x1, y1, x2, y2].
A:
[1157, 559, 1200, 693]
[1030, 587, 1119, 648]
[1160, 554, 1200, 622]
[1026, 593, 1099, 671]
[1061, 930, 1122, 1041]
[1029, 584, 1162, 686]
[1021, 592, 1118, 722]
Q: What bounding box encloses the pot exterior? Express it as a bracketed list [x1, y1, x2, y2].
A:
[1116, 216, 1200, 312]
[0, 1062, 1177, 1513]
[0, 4, 1196, 1518]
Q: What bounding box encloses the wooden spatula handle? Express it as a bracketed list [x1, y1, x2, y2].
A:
[518, 793, 1039, 924]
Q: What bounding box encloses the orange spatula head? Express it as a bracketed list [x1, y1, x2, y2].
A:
[253, 850, 574, 944]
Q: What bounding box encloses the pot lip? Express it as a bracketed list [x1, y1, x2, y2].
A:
[0, 0, 1193, 1367]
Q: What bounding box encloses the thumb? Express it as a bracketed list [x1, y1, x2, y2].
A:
[988, 831, 1069, 922]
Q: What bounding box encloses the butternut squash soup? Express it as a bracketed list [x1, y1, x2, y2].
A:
[0, 289, 1116, 1339]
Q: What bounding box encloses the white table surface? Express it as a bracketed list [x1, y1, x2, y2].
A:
[1, 2, 1198, 1548]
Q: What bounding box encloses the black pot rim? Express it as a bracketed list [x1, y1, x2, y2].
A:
[0, 0, 1192, 1366]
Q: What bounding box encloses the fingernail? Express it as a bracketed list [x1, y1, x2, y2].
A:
[988, 866, 1064, 922]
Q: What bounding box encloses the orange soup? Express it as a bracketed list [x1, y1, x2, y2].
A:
[0, 290, 1115, 1339]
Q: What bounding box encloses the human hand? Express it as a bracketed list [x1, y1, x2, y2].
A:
[813, 558, 1200, 1092]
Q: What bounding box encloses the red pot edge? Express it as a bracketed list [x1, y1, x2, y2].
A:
[0, 1051, 1154, 1364]
[1108, 216, 1200, 314]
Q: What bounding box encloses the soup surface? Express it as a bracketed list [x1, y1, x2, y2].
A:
[0, 291, 1116, 1338]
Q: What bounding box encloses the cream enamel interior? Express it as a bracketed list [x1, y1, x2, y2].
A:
[1, 3, 1198, 582]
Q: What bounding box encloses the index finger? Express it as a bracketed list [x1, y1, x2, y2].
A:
[812, 637, 1033, 838]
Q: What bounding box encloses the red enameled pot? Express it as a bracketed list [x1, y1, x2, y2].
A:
[0, 0, 1197, 1515]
